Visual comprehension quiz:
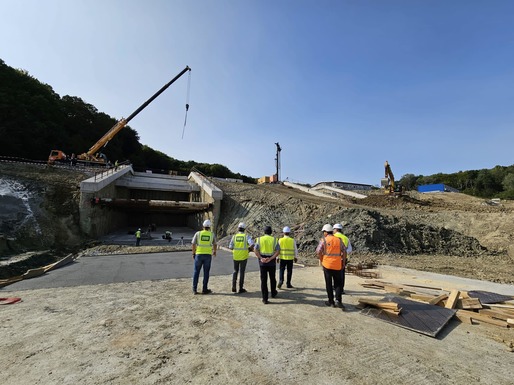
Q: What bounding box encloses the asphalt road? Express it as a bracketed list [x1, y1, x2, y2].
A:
[2, 249, 261, 291]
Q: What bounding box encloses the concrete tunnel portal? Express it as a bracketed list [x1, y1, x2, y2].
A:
[79, 166, 222, 238]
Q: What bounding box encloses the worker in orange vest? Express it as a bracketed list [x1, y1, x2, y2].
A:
[316, 224, 347, 309]
[333, 223, 352, 294]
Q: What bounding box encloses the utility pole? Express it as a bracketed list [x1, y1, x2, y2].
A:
[275, 142, 281, 183]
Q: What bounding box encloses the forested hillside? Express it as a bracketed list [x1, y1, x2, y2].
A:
[399, 166, 514, 199]
[0, 59, 254, 182]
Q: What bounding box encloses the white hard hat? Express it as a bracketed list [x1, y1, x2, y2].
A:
[322, 224, 333, 232]
[333, 223, 343, 230]
[283, 226, 291, 233]
[238, 222, 246, 229]
[203, 219, 212, 227]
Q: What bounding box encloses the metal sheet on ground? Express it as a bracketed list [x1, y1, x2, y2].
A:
[467, 290, 513, 304]
[360, 294, 456, 337]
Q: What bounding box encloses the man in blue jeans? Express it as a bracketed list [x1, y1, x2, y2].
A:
[192, 219, 217, 295]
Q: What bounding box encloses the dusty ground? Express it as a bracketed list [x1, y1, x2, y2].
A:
[1, 263, 513, 385]
[2, 163, 514, 384]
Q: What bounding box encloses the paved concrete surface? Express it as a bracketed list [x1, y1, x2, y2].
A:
[99, 227, 197, 246]
[2, 249, 261, 291]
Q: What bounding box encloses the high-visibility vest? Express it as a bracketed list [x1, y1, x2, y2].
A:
[256, 235, 277, 256]
[232, 232, 249, 261]
[321, 234, 342, 270]
[334, 232, 349, 247]
[195, 230, 214, 255]
[279, 236, 295, 260]
[135, 230, 141, 238]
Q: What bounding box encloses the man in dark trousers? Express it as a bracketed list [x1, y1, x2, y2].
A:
[316, 224, 346, 309]
[228, 222, 254, 294]
[254, 226, 280, 304]
[278, 226, 298, 289]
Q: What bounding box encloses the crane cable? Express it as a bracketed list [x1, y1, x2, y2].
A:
[181, 70, 191, 139]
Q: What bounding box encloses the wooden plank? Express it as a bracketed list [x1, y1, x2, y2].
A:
[381, 308, 401, 316]
[483, 303, 514, 310]
[410, 294, 437, 303]
[454, 311, 473, 325]
[456, 310, 509, 328]
[402, 283, 443, 291]
[457, 298, 482, 310]
[384, 285, 404, 294]
[445, 290, 460, 309]
[358, 298, 401, 311]
[429, 294, 449, 306]
[479, 309, 514, 321]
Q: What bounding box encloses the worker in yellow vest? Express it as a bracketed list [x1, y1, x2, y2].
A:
[316, 224, 346, 308]
[254, 226, 280, 304]
[333, 223, 352, 294]
[278, 226, 298, 289]
[135, 228, 141, 246]
[228, 222, 254, 294]
[191, 219, 217, 295]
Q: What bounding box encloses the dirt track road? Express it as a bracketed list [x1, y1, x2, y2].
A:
[1, 264, 513, 385]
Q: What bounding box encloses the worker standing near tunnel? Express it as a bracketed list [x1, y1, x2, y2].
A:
[333, 223, 352, 294]
[228, 222, 254, 294]
[278, 226, 298, 289]
[254, 226, 280, 304]
[316, 224, 346, 309]
[135, 228, 141, 246]
[191, 220, 217, 295]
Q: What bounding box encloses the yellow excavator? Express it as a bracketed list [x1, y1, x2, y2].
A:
[48, 66, 191, 166]
[381, 160, 403, 195]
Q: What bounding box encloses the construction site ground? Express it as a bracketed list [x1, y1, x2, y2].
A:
[1, 163, 514, 384]
[1, 261, 513, 385]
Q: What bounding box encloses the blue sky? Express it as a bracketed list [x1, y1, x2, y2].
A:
[2, 0, 513, 185]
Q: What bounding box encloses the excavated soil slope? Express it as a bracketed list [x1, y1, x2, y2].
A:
[216, 181, 514, 284]
[1, 163, 514, 284]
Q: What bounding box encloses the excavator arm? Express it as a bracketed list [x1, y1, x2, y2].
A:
[384, 161, 395, 191]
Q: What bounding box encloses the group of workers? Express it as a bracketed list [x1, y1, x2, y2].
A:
[191, 219, 352, 307]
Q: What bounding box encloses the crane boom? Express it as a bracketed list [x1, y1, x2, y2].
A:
[85, 65, 191, 159]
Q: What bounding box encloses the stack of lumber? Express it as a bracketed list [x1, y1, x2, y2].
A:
[357, 298, 401, 315]
[360, 279, 514, 329]
[346, 262, 380, 279]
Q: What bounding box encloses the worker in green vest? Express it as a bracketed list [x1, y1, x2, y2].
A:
[254, 226, 280, 304]
[228, 222, 254, 294]
[333, 223, 352, 294]
[135, 228, 141, 246]
[191, 219, 217, 295]
[278, 226, 298, 289]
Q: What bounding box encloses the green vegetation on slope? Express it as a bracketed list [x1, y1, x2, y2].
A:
[0, 59, 255, 183]
[399, 165, 514, 199]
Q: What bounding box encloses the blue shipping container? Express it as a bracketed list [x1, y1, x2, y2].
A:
[417, 184, 459, 193]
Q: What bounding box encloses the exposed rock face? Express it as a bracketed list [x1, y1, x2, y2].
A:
[216, 182, 492, 263]
[0, 163, 88, 256]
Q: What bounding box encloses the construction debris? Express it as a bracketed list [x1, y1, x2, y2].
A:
[359, 279, 514, 335]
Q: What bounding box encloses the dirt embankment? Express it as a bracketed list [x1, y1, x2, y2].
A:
[1, 163, 514, 284]
[215, 181, 514, 284]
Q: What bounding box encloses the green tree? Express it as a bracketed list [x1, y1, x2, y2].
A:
[502, 173, 514, 191]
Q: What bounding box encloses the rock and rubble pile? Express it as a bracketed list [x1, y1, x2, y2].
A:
[2, 163, 514, 283]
